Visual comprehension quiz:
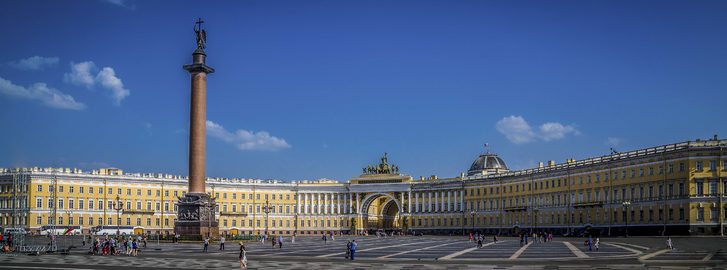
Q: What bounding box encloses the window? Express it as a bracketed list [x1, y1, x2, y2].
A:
[648, 167, 654, 176]
[709, 161, 717, 171]
[696, 181, 704, 196]
[679, 208, 684, 220]
[89, 187, 93, 194]
[696, 161, 703, 171]
[79, 199, 84, 209]
[679, 182, 685, 196]
[36, 198, 42, 208]
[69, 199, 74, 209]
[679, 163, 685, 172]
[89, 199, 94, 209]
[79, 217, 84, 225]
[69, 186, 74, 193]
[79, 186, 84, 193]
[697, 207, 704, 221]
[711, 208, 718, 221]
[37, 185, 42, 192]
[59, 186, 63, 193]
[668, 164, 674, 173]
[709, 181, 718, 195]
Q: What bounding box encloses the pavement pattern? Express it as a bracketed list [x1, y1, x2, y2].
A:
[1, 236, 725, 269]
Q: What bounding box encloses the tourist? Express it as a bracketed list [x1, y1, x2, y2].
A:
[345, 240, 352, 259]
[350, 240, 357, 260]
[131, 239, 138, 256]
[220, 235, 226, 250]
[524, 233, 529, 245]
[519, 233, 524, 247]
[666, 238, 674, 250]
[587, 235, 593, 252]
[291, 233, 296, 244]
[82, 235, 86, 247]
[323, 234, 327, 244]
[469, 232, 473, 242]
[477, 236, 483, 248]
[277, 235, 283, 249]
[272, 235, 276, 248]
[594, 237, 600, 251]
[239, 242, 247, 269]
[203, 237, 209, 253]
[493, 235, 498, 243]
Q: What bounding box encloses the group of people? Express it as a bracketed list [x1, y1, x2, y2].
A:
[0, 233, 14, 253]
[345, 240, 358, 260]
[87, 235, 143, 256]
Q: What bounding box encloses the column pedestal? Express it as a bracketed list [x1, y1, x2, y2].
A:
[175, 193, 218, 240]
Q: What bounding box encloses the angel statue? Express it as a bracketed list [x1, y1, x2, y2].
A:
[194, 18, 207, 49]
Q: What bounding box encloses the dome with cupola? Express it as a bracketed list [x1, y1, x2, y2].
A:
[466, 153, 509, 176]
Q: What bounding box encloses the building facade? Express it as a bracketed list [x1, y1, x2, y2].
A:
[1, 138, 725, 236]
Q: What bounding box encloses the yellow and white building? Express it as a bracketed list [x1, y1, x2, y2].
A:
[1, 138, 725, 236]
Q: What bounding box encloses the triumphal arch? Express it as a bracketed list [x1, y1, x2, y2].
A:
[349, 153, 413, 233]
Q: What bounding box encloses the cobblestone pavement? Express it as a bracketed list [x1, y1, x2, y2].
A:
[2, 236, 725, 269]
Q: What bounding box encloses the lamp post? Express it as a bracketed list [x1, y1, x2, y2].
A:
[622, 201, 631, 237]
[470, 210, 476, 233]
[113, 195, 123, 236]
[262, 199, 271, 235]
[64, 210, 74, 249]
[533, 208, 539, 234]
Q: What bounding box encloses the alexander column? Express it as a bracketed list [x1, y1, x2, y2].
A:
[175, 18, 218, 239]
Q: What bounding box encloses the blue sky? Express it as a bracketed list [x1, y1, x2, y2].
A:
[1, 0, 726, 181]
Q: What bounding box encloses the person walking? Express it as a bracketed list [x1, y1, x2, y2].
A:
[291, 233, 296, 244]
[345, 241, 352, 259]
[350, 240, 357, 260]
[587, 235, 593, 252]
[271, 235, 277, 248]
[239, 242, 247, 269]
[220, 236, 226, 250]
[666, 238, 674, 250]
[323, 234, 327, 244]
[277, 235, 283, 249]
[82, 235, 86, 247]
[203, 237, 209, 253]
[594, 237, 600, 251]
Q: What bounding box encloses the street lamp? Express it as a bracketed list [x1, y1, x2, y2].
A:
[64, 210, 74, 249]
[622, 201, 631, 237]
[470, 210, 476, 233]
[113, 195, 123, 236]
[262, 199, 271, 235]
[533, 208, 539, 234]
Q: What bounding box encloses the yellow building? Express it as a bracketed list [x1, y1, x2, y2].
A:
[0, 138, 724, 236]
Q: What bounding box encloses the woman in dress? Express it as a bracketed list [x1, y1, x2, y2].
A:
[239, 241, 247, 269]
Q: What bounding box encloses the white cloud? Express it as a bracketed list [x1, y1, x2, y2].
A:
[495, 116, 536, 144]
[206, 120, 291, 151]
[64, 61, 97, 88]
[0, 77, 85, 110]
[64, 61, 130, 105]
[496, 115, 579, 144]
[539, 122, 580, 141]
[9, 56, 59, 70]
[96, 67, 130, 106]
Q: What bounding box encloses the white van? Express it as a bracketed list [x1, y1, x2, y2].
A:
[4, 228, 28, 235]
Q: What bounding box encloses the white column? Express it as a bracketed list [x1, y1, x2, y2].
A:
[400, 192, 405, 213]
[317, 193, 321, 214]
[407, 191, 412, 213]
[459, 190, 464, 211]
[297, 192, 301, 214]
[453, 191, 457, 212]
[427, 192, 432, 212]
[415, 193, 419, 212]
[355, 193, 360, 213]
[441, 191, 445, 211]
[434, 192, 439, 212]
[447, 191, 451, 212]
[302, 193, 307, 214]
[337, 194, 341, 214]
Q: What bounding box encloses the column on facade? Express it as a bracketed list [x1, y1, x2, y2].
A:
[447, 191, 451, 212]
[441, 191, 445, 211]
[435, 191, 439, 212]
[459, 190, 464, 211]
[415, 192, 419, 212]
[355, 193, 360, 213]
[399, 192, 404, 213]
[428, 192, 432, 212]
[317, 193, 321, 214]
[337, 193, 341, 214]
[408, 191, 412, 213]
[453, 191, 457, 212]
[302, 193, 307, 214]
[297, 192, 301, 214]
